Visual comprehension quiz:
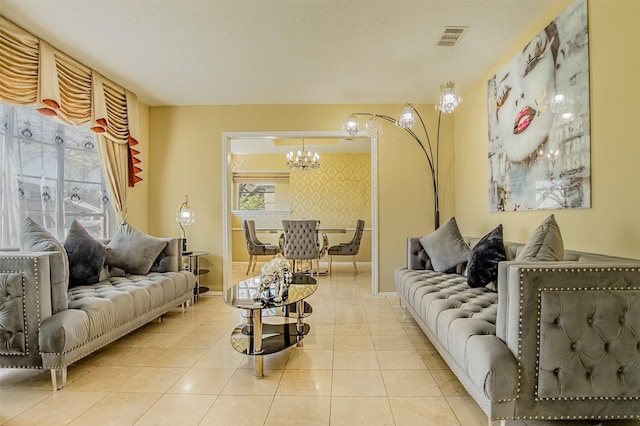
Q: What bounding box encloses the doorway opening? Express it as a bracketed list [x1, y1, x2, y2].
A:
[221, 131, 378, 294]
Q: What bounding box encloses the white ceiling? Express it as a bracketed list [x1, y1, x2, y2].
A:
[231, 136, 372, 155]
[2, 0, 556, 107]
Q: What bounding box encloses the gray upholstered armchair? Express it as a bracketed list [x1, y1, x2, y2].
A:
[281, 219, 325, 276]
[328, 219, 365, 274]
[242, 220, 279, 274]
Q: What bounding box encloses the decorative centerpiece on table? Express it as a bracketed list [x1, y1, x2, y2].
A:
[254, 258, 293, 304]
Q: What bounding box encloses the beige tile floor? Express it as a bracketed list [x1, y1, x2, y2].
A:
[1, 262, 638, 426]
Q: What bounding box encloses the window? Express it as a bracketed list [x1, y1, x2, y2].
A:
[232, 171, 289, 212]
[238, 183, 276, 211]
[0, 101, 113, 245]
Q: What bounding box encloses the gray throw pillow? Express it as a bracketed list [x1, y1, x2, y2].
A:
[419, 217, 470, 272]
[105, 222, 167, 275]
[517, 214, 564, 261]
[63, 220, 107, 287]
[20, 217, 69, 285]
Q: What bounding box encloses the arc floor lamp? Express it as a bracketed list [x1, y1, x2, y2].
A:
[344, 81, 461, 230]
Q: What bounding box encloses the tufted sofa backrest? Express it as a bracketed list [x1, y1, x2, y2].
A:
[407, 236, 639, 271]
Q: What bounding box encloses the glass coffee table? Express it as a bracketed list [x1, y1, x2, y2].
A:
[224, 272, 317, 379]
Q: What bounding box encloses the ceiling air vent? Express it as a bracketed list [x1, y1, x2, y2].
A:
[437, 26, 468, 47]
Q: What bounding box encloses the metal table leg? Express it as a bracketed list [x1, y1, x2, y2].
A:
[253, 308, 264, 379]
[296, 299, 304, 347]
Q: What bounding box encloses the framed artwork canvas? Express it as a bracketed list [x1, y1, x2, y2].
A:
[487, 0, 590, 212]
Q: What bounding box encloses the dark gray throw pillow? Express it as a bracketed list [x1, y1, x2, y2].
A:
[467, 225, 506, 288]
[419, 217, 470, 272]
[63, 220, 107, 287]
[105, 222, 167, 275]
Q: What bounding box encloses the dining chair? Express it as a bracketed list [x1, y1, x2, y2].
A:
[242, 220, 279, 275]
[281, 219, 323, 276]
[328, 219, 365, 274]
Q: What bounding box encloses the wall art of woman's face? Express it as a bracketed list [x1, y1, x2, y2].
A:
[492, 30, 557, 163]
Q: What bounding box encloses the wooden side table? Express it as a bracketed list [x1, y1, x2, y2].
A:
[183, 251, 209, 301]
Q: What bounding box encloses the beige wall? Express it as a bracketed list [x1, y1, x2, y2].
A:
[454, 0, 640, 259]
[148, 105, 452, 292]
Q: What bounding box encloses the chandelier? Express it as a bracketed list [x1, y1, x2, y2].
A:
[286, 140, 320, 170]
[344, 81, 461, 229]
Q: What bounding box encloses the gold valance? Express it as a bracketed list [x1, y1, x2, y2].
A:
[0, 16, 142, 187]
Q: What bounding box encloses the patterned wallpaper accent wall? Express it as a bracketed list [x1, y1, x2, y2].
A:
[231, 153, 371, 229]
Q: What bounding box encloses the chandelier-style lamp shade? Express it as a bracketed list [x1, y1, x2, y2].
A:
[286, 139, 320, 171]
[176, 194, 195, 254]
[345, 114, 359, 137]
[343, 81, 461, 230]
[365, 116, 381, 137]
[436, 81, 462, 113]
[398, 105, 416, 129]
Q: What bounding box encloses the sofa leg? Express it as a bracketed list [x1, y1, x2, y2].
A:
[51, 367, 67, 390]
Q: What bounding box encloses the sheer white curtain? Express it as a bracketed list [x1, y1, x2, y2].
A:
[0, 121, 21, 247]
[0, 101, 113, 247]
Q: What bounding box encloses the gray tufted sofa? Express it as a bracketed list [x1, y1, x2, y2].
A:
[0, 238, 196, 390]
[395, 237, 640, 424]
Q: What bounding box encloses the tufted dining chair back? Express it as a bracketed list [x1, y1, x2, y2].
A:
[282, 219, 321, 276]
[328, 219, 365, 274]
[242, 220, 279, 275]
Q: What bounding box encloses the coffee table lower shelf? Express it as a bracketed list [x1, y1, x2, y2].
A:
[230, 322, 311, 355]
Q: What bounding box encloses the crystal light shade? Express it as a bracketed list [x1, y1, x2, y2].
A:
[286, 140, 320, 171]
[365, 117, 380, 136]
[176, 195, 194, 253]
[176, 195, 195, 225]
[436, 81, 461, 113]
[345, 114, 358, 136]
[398, 105, 416, 129]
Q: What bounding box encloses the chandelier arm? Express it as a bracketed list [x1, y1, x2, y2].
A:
[404, 127, 437, 197]
[411, 106, 435, 170]
[435, 110, 442, 213]
[351, 110, 439, 227]
[410, 106, 440, 226]
[353, 112, 397, 126]
[353, 112, 435, 171]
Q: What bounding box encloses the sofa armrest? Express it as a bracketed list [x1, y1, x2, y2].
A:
[407, 237, 430, 270]
[151, 238, 182, 272]
[496, 261, 640, 416]
[0, 252, 55, 366]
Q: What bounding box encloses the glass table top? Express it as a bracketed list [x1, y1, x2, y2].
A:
[224, 272, 317, 310]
